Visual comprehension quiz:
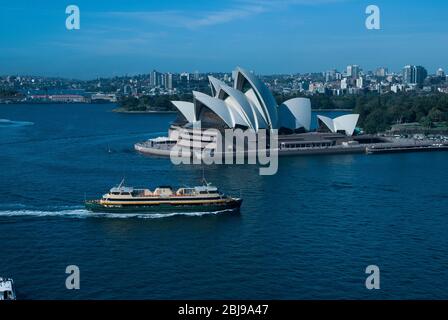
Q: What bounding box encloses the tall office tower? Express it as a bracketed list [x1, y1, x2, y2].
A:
[165, 73, 173, 89]
[436, 68, 445, 78]
[347, 65, 360, 79]
[346, 65, 352, 77]
[123, 84, 131, 95]
[194, 70, 199, 81]
[375, 67, 388, 77]
[413, 66, 428, 85]
[403, 65, 428, 85]
[150, 70, 161, 87]
[180, 72, 190, 83]
[325, 69, 336, 82]
[403, 65, 414, 84]
[352, 65, 360, 79]
[356, 77, 364, 89]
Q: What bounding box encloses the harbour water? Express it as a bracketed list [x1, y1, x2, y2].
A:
[1, 103, 448, 299]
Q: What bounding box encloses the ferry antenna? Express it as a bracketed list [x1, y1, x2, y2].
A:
[201, 167, 208, 185]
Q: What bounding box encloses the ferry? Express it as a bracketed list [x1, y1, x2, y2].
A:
[85, 179, 242, 214]
[0, 278, 16, 300]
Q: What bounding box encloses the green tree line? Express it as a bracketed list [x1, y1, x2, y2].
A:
[119, 94, 193, 112]
[276, 92, 448, 133]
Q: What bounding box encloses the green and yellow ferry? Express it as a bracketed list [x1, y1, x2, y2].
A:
[85, 179, 242, 214]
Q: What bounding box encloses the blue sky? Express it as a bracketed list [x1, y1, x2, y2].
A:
[1, 0, 447, 79]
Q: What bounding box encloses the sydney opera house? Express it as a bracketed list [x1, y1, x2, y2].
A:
[135, 67, 377, 157]
[170, 67, 358, 136]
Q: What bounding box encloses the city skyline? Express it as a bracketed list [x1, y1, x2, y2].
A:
[0, 63, 444, 80]
[1, 0, 447, 79]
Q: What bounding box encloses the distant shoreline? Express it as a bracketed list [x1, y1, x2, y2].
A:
[111, 108, 177, 114]
[0, 103, 353, 113]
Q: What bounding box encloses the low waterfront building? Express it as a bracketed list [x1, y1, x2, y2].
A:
[91, 93, 117, 103]
[28, 94, 87, 103]
[48, 94, 87, 103]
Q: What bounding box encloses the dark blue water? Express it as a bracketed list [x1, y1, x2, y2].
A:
[1, 104, 448, 299]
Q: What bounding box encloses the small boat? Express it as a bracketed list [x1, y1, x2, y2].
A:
[0, 278, 16, 300]
[85, 179, 242, 214]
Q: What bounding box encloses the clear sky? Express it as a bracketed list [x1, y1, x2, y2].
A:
[1, 0, 447, 79]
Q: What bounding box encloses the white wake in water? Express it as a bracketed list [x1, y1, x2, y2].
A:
[0, 207, 235, 219]
[0, 119, 34, 128]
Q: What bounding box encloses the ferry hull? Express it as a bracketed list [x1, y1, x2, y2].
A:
[85, 199, 242, 214]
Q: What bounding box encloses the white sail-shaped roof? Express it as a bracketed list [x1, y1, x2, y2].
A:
[234, 67, 278, 128]
[171, 101, 196, 123]
[208, 76, 226, 97]
[333, 114, 359, 136]
[244, 88, 269, 128]
[247, 97, 268, 130]
[317, 114, 360, 136]
[317, 115, 335, 131]
[193, 91, 249, 128]
[278, 98, 311, 131]
[217, 84, 256, 130]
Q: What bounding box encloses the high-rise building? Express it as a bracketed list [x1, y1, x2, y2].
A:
[180, 72, 190, 83]
[165, 73, 173, 89]
[150, 70, 161, 87]
[356, 77, 364, 89]
[375, 67, 388, 77]
[403, 65, 413, 84]
[325, 69, 337, 82]
[194, 70, 200, 81]
[403, 65, 428, 85]
[160, 74, 166, 88]
[414, 66, 428, 85]
[437, 68, 445, 78]
[346, 66, 352, 77]
[123, 84, 132, 95]
[347, 65, 360, 79]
